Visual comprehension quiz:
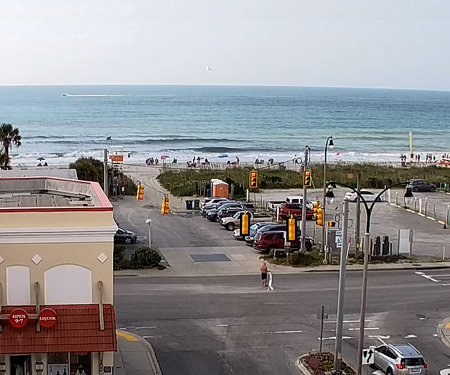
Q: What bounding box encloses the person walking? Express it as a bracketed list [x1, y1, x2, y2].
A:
[260, 262, 268, 287]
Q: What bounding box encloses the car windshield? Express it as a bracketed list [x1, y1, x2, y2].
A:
[404, 358, 424, 366]
[233, 212, 241, 219]
[250, 224, 258, 230]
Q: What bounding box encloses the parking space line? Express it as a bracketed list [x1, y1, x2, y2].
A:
[274, 330, 303, 334]
[404, 334, 417, 338]
[348, 327, 379, 331]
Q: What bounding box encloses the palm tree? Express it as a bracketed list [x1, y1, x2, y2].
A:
[0, 123, 22, 169]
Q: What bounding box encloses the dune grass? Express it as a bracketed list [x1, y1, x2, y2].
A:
[158, 163, 450, 196]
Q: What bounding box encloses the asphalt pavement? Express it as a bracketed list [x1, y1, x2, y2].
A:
[114, 270, 450, 375]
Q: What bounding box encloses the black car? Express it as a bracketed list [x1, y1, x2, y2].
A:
[406, 179, 436, 192]
[114, 227, 137, 244]
[206, 202, 254, 221]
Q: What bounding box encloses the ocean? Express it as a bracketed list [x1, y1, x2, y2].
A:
[0, 85, 449, 167]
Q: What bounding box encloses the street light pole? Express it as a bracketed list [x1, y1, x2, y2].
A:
[103, 149, 109, 197]
[322, 136, 334, 253]
[145, 219, 152, 248]
[301, 146, 310, 252]
[327, 181, 411, 375]
[334, 199, 349, 373]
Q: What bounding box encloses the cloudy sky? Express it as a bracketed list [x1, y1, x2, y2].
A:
[1, 0, 449, 89]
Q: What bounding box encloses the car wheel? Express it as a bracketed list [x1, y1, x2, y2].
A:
[386, 367, 393, 375]
[431, 187, 436, 192]
[226, 223, 235, 231]
[413, 187, 419, 192]
[124, 237, 132, 244]
[266, 246, 274, 255]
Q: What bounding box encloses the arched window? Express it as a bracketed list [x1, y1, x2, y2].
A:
[7, 266, 30, 305]
[44, 265, 92, 304]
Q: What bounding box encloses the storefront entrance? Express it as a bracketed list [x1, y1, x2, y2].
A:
[10, 355, 31, 375]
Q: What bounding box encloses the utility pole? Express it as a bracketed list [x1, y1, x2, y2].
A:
[103, 149, 109, 197]
[355, 173, 361, 258]
[334, 199, 349, 374]
[301, 146, 309, 252]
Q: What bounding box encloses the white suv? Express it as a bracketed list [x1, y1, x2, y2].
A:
[373, 343, 427, 375]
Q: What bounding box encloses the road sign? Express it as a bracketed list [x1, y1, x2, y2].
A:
[335, 230, 342, 249]
[362, 348, 375, 365]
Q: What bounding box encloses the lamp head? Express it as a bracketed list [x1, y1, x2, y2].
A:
[328, 137, 334, 149]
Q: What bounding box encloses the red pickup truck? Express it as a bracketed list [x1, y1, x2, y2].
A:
[279, 203, 314, 220]
[253, 231, 313, 253]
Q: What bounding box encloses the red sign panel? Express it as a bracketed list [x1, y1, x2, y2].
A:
[38, 308, 57, 328]
[109, 155, 124, 162]
[9, 309, 29, 328]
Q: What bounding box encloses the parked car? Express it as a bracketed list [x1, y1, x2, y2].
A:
[406, 179, 436, 192]
[373, 343, 427, 375]
[244, 223, 287, 245]
[216, 206, 246, 222]
[207, 202, 254, 222]
[201, 200, 235, 216]
[279, 203, 314, 220]
[344, 189, 382, 202]
[220, 211, 273, 231]
[114, 227, 137, 244]
[200, 197, 228, 209]
[253, 230, 313, 253]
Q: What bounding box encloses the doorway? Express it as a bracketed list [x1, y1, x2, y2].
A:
[10, 355, 31, 375]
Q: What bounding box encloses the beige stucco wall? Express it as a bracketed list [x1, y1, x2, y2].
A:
[0, 210, 113, 228]
[0, 241, 114, 304]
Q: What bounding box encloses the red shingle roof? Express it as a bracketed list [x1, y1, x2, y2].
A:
[0, 304, 117, 354]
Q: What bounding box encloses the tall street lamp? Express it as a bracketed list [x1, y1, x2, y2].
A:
[328, 181, 413, 375]
[322, 136, 334, 253]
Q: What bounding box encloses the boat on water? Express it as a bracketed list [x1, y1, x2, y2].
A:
[62, 93, 68, 97]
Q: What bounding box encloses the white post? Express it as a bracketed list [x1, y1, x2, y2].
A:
[424, 197, 428, 216]
[145, 219, 152, 248]
[443, 246, 446, 261]
[276, 206, 280, 223]
[395, 192, 398, 206]
[246, 189, 249, 202]
[434, 203, 437, 219]
[419, 198, 423, 214]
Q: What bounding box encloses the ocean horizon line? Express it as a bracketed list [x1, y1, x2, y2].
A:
[0, 83, 449, 93]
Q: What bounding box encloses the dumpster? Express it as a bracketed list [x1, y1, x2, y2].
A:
[185, 200, 193, 210]
[193, 199, 200, 209]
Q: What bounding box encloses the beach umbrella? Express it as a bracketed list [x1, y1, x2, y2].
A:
[37, 157, 46, 161]
[218, 153, 229, 158]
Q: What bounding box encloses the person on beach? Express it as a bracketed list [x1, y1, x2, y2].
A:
[260, 262, 268, 287]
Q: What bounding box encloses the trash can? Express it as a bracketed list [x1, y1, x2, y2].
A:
[193, 199, 200, 210]
[185, 200, 193, 210]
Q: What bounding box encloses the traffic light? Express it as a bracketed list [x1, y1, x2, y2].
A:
[328, 221, 336, 228]
[136, 184, 144, 200]
[303, 169, 312, 187]
[286, 215, 296, 241]
[240, 211, 251, 236]
[249, 170, 258, 189]
[161, 196, 170, 215]
[316, 207, 323, 227]
[312, 201, 319, 220]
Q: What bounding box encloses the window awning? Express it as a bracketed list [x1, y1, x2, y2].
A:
[0, 304, 117, 354]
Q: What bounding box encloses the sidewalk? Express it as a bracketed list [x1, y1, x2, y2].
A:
[114, 260, 450, 278]
[115, 330, 162, 375]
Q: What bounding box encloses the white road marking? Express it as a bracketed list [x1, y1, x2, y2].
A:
[119, 327, 127, 330]
[421, 274, 440, 283]
[427, 217, 437, 221]
[415, 271, 425, 275]
[430, 274, 450, 277]
[325, 320, 372, 324]
[142, 335, 162, 339]
[438, 220, 445, 225]
[369, 335, 390, 340]
[418, 213, 426, 217]
[442, 284, 450, 286]
[348, 327, 379, 331]
[440, 369, 450, 375]
[406, 209, 415, 213]
[135, 326, 157, 330]
[372, 370, 384, 375]
[376, 337, 388, 344]
[404, 334, 417, 338]
[215, 324, 229, 327]
[433, 333, 439, 337]
[319, 336, 352, 341]
[274, 330, 303, 334]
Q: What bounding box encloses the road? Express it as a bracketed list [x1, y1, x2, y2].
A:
[114, 269, 450, 375]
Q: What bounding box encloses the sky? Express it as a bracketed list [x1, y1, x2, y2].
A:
[1, 0, 449, 89]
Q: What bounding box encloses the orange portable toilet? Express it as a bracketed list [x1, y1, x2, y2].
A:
[212, 180, 229, 198]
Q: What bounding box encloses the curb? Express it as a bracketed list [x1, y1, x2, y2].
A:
[117, 330, 163, 375]
[303, 263, 450, 273]
[437, 317, 450, 349]
[296, 355, 311, 375]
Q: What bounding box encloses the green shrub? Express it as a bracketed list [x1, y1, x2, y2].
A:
[288, 251, 317, 266]
[130, 247, 162, 269]
[114, 245, 127, 270]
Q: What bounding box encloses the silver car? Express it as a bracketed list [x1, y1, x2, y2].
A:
[374, 343, 427, 375]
